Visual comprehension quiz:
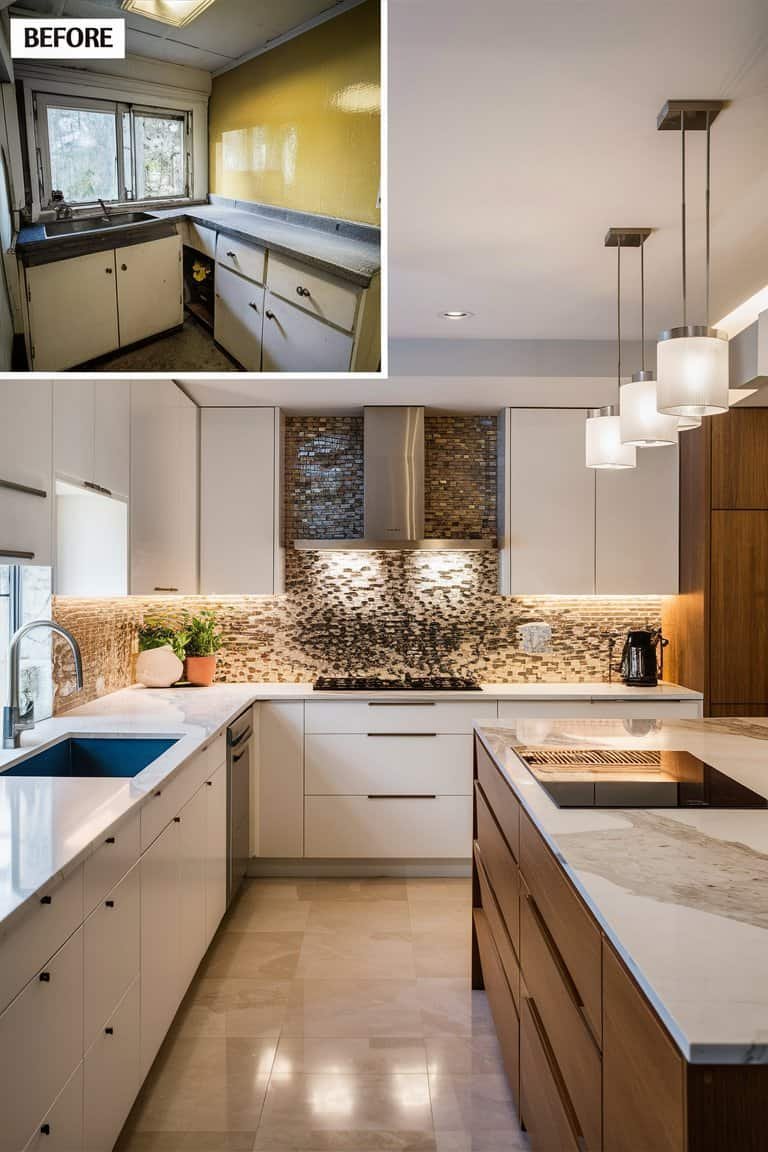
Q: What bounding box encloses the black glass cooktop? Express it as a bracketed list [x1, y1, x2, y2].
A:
[314, 675, 481, 692]
[515, 747, 768, 809]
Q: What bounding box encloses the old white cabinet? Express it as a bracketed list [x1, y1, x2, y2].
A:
[200, 407, 283, 594]
[261, 288, 354, 373]
[25, 251, 119, 371]
[0, 380, 53, 565]
[53, 379, 130, 498]
[214, 263, 264, 371]
[116, 236, 183, 348]
[130, 381, 198, 594]
[500, 407, 679, 595]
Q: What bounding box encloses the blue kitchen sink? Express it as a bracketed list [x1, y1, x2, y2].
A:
[1, 737, 178, 779]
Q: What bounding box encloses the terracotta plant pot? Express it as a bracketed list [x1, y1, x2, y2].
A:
[184, 655, 217, 687]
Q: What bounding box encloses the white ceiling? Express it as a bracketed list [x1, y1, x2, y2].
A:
[389, 0, 768, 341]
[10, 0, 349, 72]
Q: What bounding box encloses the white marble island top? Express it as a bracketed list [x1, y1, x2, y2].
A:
[476, 716, 768, 1065]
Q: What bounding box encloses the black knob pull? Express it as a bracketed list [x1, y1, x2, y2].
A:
[105, 836, 115, 844]
[104, 1026, 114, 1035]
[40, 1124, 51, 1135]
[296, 285, 310, 297]
[205, 780, 212, 786]
[121, 263, 127, 271]
[40, 895, 52, 905]
[105, 899, 115, 908]
[173, 816, 181, 823]
[266, 310, 275, 320]
[226, 250, 236, 258]
[154, 790, 162, 797]
[106, 267, 113, 274]
[39, 972, 50, 982]
[249, 302, 258, 311]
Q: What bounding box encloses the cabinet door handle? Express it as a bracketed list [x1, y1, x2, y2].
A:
[367, 732, 437, 738]
[39, 971, 50, 982]
[205, 780, 213, 786]
[105, 836, 115, 844]
[296, 285, 311, 298]
[104, 1026, 114, 1035]
[105, 900, 115, 908]
[226, 250, 237, 258]
[0, 477, 47, 499]
[265, 310, 275, 320]
[367, 794, 437, 800]
[368, 701, 436, 707]
[40, 1124, 51, 1135]
[153, 586, 179, 593]
[106, 267, 113, 274]
[249, 301, 259, 311]
[39, 894, 52, 905]
[154, 790, 162, 798]
[0, 548, 34, 559]
[174, 816, 181, 823]
[525, 893, 584, 1011]
[121, 263, 127, 271]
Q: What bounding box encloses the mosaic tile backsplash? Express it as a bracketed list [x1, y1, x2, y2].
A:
[50, 413, 662, 713]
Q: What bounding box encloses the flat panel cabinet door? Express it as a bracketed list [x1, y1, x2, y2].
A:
[261, 290, 354, 373]
[178, 784, 208, 988]
[53, 380, 94, 485]
[596, 445, 679, 594]
[204, 763, 227, 947]
[256, 702, 304, 858]
[711, 511, 768, 704]
[214, 264, 265, 370]
[0, 381, 53, 565]
[506, 409, 595, 594]
[116, 236, 183, 348]
[130, 381, 198, 595]
[93, 380, 131, 499]
[200, 407, 277, 594]
[27, 252, 119, 370]
[139, 818, 180, 1076]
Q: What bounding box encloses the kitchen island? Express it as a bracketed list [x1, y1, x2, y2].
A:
[473, 716, 768, 1151]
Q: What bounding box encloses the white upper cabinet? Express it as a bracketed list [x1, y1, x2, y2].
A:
[94, 383, 131, 500]
[53, 380, 130, 498]
[0, 380, 53, 565]
[500, 407, 678, 595]
[502, 408, 595, 595]
[130, 381, 198, 595]
[200, 407, 283, 595]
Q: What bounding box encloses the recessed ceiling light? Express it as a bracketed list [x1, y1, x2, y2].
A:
[440, 310, 473, 319]
[121, 0, 217, 28]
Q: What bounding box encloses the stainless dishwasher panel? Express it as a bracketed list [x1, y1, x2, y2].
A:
[227, 707, 253, 906]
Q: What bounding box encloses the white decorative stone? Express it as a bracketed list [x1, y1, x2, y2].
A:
[135, 645, 183, 688]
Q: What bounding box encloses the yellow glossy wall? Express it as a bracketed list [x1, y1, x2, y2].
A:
[209, 0, 380, 225]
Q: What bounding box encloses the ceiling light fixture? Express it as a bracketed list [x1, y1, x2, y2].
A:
[121, 0, 217, 28]
[440, 310, 473, 319]
[586, 232, 636, 470]
[608, 228, 678, 447]
[656, 100, 729, 419]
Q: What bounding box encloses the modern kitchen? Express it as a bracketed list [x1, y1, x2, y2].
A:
[0, 0, 381, 373]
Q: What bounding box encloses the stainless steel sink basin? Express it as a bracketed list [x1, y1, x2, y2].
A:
[44, 212, 155, 238]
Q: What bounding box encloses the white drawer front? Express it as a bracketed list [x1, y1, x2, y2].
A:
[497, 699, 702, 721]
[306, 734, 472, 796]
[267, 251, 361, 333]
[22, 1063, 83, 1152]
[216, 233, 266, 284]
[0, 864, 83, 1014]
[214, 263, 264, 371]
[83, 812, 140, 914]
[0, 928, 83, 1152]
[140, 748, 208, 851]
[186, 222, 217, 260]
[83, 977, 140, 1152]
[305, 795, 473, 859]
[261, 291, 354, 373]
[306, 699, 497, 734]
[206, 732, 227, 774]
[83, 864, 140, 1048]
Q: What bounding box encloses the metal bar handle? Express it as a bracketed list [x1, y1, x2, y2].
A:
[0, 477, 47, 499]
[368, 701, 436, 707]
[0, 549, 35, 560]
[229, 726, 253, 748]
[367, 794, 437, 800]
[367, 732, 437, 738]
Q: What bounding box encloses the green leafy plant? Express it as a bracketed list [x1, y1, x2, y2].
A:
[138, 618, 188, 661]
[181, 610, 223, 658]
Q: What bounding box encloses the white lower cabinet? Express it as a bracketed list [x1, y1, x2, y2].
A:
[83, 864, 140, 1049]
[214, 264, 264, 370]
[305, 796, 473, 859]
[83, 978, 140, 1152]
[204, 762, 228, 948]
[23, 1064, 84, 1152]
[140, 816, 181, 1076]
[179, 784, 208, 989]
[256, 702, 304, 858]
[306, 734, 473, 796]
[116, 236, 183, 348]
[261, 289, 354, 372]
[25, 252, 119, 370]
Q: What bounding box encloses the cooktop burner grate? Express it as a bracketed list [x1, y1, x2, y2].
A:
[518, 748, 663, 767]
[313, 675, 481, 691]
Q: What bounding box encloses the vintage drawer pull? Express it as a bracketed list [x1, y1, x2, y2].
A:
[367, 794, 437, 800]
[265, 309, 276, 320]
[296, 285, 311, 297]
[526, 892, 584, 1010]
[226, 250, 237, 258]
[249, 301, 259, 311]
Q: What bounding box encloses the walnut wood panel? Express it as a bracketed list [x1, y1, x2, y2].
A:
[475, 737, 520, 862]
[520, 879, 602, 1151]
[687, 1064, 768, 1152]
[475, 781, 520, 956]
[709, 704, 768, 716]
[603, 943, 685, 1152]
[473, 908, 520, 1116]
[520, 992, 581, 1152]
[711, 409, 768, 510]
[710, 511, 768, 704]
[519, 810, 602, 1043]
[474, 841, 520, 1011]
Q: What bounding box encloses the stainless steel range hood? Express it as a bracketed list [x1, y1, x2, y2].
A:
[294, 406, 497, 551]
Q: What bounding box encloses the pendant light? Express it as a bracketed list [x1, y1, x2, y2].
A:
[612, 228, 678, 447]
[586, 233, 636, 469]
[656, 100, 729, 418]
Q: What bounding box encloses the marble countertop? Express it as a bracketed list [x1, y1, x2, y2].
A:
[0, 681, 699, 940]
[476, 716, 768, 1065]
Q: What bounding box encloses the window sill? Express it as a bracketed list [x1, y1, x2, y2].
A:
[32, 196, 202, 223]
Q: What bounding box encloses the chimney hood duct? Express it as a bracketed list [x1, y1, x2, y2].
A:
[293, 406, 497, 551]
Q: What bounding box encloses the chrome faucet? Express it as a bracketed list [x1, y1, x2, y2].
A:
[50, 190, 73, 220]
[2, 621, 83, 749]
[98, 198, 111, 221]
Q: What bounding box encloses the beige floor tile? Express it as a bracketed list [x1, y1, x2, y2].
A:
[282, 979, 423, 1038]
[201, 932, 304, 979]
[412, 936, 471, 979]
[407, 905, 470, 938]
[229, 896, 313, 933]
[415, 981, 494, 1038]
[306, 900, 412, 935]
[424, 1036, 505, 1077]
[132, 1037, 275, 1133]
[297, 932, 416, 980]
[428, 1073, 522, 1135]
[298, 879, 410, 902]
[406, 880, 471, 905]
[434, 1133, 529, 1152]
[274, 1038, 428, 1077]
[118, 1127, 257, 1151]
[253, 1073, 434, 1149]
[174, 979, 292, 1038]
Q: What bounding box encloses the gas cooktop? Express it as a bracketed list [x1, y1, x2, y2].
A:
[515, 747, 768, 809]
[313, 675, 482, 692]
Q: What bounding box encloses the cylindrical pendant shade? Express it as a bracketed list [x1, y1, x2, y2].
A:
[585, 409, 637, 469]
[619, 373, 678, 446]
[677, 413, 702, 431]
[656, 326, 729, 417]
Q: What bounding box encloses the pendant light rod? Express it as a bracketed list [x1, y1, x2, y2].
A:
[705, 109, 711, 327]
[604, 227, 653, 376]
[681, 110, 687, 326]
[641, 240, 645, 372]
[617, 232, 622, 389]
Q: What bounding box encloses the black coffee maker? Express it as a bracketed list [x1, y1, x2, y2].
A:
[611, 629, 668, 687]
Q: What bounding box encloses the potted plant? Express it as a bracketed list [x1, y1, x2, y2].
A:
[135, 618, 186, 687]
[182, 610, 223, 687]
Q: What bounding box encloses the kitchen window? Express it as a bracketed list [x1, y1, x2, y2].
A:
[34, 92, 190, 209]
[0, 565, 53, 720]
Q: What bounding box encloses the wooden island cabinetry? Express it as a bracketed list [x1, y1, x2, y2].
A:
[472, 734, 768, 1152]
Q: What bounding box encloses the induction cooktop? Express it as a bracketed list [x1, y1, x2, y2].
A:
[515, 747, 768, 809]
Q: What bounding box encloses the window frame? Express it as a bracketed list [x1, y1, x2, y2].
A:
[33, 90, 191, 210]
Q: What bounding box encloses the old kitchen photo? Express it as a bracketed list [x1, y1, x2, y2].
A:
[1, 0, 381, 373]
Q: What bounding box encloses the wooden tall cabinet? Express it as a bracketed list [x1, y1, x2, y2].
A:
[664, 408, 768, 715]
